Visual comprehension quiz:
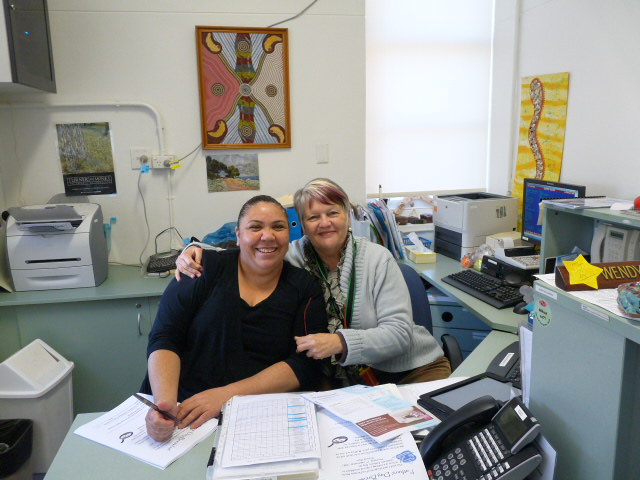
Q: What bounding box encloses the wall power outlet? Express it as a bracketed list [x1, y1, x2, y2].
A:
[151, 155, 175, 169]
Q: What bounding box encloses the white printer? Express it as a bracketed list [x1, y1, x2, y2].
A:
[433, 193, 518, 260]
[4, 203, 108, 291]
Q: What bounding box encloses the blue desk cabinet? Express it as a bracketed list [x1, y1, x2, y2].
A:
[429, 289, 490, 358]
[530, 205, 640, 480]
[0, 266, 170, 414]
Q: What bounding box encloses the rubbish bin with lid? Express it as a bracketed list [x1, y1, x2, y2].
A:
[0, 339, 74, 475]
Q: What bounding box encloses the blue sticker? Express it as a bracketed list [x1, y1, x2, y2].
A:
[396, 450, 416, 463]
[141, 164, 150, 173]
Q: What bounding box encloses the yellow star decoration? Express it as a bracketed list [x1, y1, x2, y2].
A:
[563, 254, 603, 289]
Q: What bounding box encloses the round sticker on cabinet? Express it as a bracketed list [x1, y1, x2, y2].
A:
[535, 298, 551, 326]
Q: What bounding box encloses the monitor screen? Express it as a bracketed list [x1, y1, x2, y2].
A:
[521, 178, 586, 245]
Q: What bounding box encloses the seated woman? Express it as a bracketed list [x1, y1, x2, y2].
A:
[141, 195, 327, 441]
[176, 179, 451, 388]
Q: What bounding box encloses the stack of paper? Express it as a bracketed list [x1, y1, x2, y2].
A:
[208, 393, 321, 480]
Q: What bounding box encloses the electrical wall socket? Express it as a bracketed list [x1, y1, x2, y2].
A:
[130, 147, 152, 169]
[151, 155, 175, 169]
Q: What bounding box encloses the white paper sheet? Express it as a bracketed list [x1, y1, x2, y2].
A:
[74, 394, 217, 470]
[303, 384, 439, 443]
[317, 408, 427, 480]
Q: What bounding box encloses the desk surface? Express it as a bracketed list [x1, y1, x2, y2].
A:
[402, 254, 523, 334]
[45, 413, 213, 479]
[0, 265, 172, 306]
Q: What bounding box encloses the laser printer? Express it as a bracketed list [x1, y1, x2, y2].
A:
[433, 193, 518, 260]
[4, 203, 108, 291]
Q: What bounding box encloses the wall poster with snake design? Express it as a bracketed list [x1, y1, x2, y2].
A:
[196, 26, 291, 149]
[512, 72, 570, 226]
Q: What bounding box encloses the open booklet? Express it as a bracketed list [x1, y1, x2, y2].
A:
[74, 393, 218, 470]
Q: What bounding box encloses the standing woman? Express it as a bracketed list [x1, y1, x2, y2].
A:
[142, 195, 327, 442]
[175, 180, 450, 387]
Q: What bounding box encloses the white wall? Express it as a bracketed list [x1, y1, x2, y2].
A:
[0, 0, 365, 265]
[489, 0, 640, 200]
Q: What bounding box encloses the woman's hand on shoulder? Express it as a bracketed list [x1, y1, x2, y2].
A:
[145, 400, 179, 442]
[175, 245, 204, 281]
[176, 387, 229, 429]
[295, 333, 344, 360]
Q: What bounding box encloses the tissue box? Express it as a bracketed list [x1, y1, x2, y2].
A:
[486, 231, 528, 250]
[405, 246, 436, 264]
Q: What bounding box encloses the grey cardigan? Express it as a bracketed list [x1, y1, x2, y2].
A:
[287, 236, 444, 373]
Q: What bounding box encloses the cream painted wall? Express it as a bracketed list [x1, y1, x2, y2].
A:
[0, 1, 365, 265]
[489, 0, 639, 200]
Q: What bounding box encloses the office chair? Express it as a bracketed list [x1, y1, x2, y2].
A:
[397, 262, 464, 371]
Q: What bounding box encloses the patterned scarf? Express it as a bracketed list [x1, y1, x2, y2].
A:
[302, 232, 363, 385]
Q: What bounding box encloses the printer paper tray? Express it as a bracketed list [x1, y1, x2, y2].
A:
[12, 266, 100, 291]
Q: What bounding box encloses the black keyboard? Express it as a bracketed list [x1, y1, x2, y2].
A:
[442, 269, 523, 309]
[146, 252, 180, 273]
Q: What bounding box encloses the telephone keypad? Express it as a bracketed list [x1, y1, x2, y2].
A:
[428, 426, 512, 480]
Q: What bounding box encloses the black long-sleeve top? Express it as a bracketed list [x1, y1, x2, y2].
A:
[144, 249, 328, 401]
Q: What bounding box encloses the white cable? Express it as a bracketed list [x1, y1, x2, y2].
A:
[0, 101, 165, 154]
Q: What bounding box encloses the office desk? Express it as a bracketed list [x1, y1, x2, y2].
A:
[402, 255, 521, 379]
[403, 255, 522, 334]
[451, 330, 518, 377]
[44, 413, 213, 479]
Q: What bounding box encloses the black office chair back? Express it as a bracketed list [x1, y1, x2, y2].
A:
[397, 262, 463, 371]
[397, 262, 434, 334]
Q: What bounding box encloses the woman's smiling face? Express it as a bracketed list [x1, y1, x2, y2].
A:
[301, 199, 349, 258]
[236, 201, 290, 273]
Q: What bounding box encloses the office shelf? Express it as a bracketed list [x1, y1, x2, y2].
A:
[530, 205, 640, 480]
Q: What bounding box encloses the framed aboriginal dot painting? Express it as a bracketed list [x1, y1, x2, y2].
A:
[195, 26, 291, 149]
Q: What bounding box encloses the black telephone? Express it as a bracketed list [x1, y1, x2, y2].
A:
[486, 341, 521, 390]
[419, 395, 542, 480]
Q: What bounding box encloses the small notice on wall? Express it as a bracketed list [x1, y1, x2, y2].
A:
[55, 122, 117, 195]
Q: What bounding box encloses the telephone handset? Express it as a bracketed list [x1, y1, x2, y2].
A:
[419, 395, 542, 480]
[486, 341, 521, 390]
[590, 223, 640, 263]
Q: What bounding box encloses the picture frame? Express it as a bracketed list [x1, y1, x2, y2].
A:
[195, 26, 291, 150]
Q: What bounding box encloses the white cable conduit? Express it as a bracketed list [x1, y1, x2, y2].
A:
[1, 101, 177, 243]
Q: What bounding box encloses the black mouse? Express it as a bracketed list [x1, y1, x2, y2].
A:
[512, 301, 529, 315]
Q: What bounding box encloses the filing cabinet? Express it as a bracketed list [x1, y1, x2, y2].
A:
[428, 288, 490, 358]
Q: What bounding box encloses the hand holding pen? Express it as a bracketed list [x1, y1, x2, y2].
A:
[135, 394, 183, 442]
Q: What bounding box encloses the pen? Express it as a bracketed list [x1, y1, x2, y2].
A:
[133, 393, 184, 425]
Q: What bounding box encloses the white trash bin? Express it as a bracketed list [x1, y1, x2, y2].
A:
[0, 339, 74, 475]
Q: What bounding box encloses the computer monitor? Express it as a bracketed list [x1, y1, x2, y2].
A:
[521, 178, 586, 245]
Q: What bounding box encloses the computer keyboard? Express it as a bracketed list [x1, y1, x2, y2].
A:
[497, 254, 541, 271]
[146, 252, 180, 273]
[441, 269, 523, 309]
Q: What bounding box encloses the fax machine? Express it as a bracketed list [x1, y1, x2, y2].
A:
[4, 203, 108, 291]
[433, 193, 518, 260]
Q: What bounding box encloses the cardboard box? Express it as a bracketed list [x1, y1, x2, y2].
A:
[405, 246, 436, 264]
